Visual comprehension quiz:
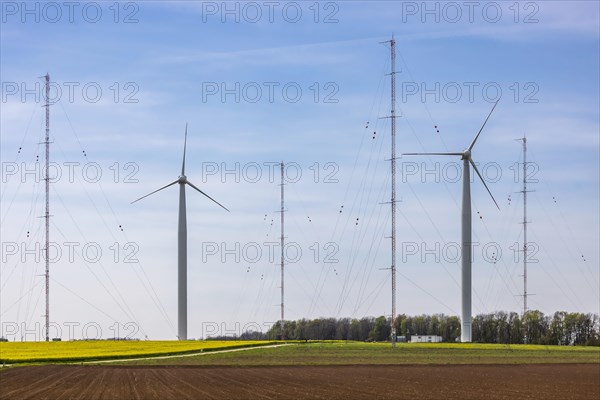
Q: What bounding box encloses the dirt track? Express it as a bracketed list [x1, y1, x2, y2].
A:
[1, 364, 598, 399]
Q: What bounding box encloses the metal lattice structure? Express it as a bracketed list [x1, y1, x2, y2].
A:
[280, 162, 285, 340]
[517, 134, 534, 326]
[389, 37, 398, 348]
[43, 73, 51, 342]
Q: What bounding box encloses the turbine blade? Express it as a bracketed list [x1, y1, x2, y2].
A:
[470, 159, 500, 210]
[181, 123, 188, 176]
[402, 152, 463, 156]
[131, 180, 178, 204]
[186, 180, 230, 212]
[468, 98, 500, 151]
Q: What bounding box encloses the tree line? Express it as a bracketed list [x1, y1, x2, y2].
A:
[225, 311, 600, 345]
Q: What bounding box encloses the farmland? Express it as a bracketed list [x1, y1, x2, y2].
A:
[2, 364, 599, 400]
[1, 342, 599, 399]
[0, 340, 275, 364]
[2, 340, 598, 366]
[114, 341, 600, 366]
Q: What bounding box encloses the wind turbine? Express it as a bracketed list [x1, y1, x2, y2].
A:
[132, 124, 229, 340]
[403, 100, 500, 342]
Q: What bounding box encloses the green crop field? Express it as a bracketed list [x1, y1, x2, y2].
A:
[1, 341, 598, 366]
[114, 341, 600, 366]
[0, 340, 275, 364]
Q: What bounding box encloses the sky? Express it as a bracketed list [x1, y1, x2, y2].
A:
[1, 1, 598, 340]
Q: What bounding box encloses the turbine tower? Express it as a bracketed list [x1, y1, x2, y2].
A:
[403, 100, 500, 342]
[132, 124, 229, 340]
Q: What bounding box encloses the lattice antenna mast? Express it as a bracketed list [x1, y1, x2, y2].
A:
[390, 36, 398, 348]
[43, 73, 51, 342]
[517, 135, 533, 318]
[515, 134, 535, 345]
[380, 35, 399, 347]
[280, 161, 285, 340]
[522, 136, 528, 317]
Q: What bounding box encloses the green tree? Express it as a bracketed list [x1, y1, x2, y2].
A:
[508, 312, 523, 344]
[294, 319, 308, 340]
[496, 312, 510, 344]
[335, 318, 351, 340]
[412, 315, 426, 335]
[395, 314, 407, 337]
[445, 316, 461, 342]
[548, 311, 567, 345]
[358, 317, 375, 341]
[349, 319, 360, 341]
[263, 312, 598, 345]
[370, 316, 391, 342]
[430, 315, 441, 336]
[523, 310, 548, 344]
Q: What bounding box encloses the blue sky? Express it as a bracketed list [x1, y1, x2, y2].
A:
[1, 1, 598, 340]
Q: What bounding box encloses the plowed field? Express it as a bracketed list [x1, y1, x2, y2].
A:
[1, 363, 598, 400]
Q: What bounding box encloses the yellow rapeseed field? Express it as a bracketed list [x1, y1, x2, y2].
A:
[0, 340, 275, 363]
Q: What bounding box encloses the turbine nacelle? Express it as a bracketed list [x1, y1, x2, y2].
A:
[178, 175, 187, 184]
[461, 150, 471, 160]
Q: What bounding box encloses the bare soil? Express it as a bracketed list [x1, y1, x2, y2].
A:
[1, 364, 598, 400]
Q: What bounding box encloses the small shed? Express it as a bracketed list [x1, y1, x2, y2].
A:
[410, 335, 442, 343]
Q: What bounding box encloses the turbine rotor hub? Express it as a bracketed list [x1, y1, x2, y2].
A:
[462, 150, 471, 160]
[178, 175, 187, 183]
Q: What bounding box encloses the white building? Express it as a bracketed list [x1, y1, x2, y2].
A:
[410, 335, 442, 343]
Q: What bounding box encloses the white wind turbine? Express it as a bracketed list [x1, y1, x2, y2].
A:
[403, 100, 500, 342]
[132, 124, 229, 340]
